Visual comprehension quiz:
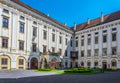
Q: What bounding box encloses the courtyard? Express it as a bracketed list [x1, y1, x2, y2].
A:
[0, 70, 120, 83]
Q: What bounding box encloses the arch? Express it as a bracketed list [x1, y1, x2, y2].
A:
[50, 58, 57, 69]
[102, 60, 107, 70]
[30, 58, 38, 69]
[111, 59, 117, 69]
[0, 55, 11, 70]
[94, 60, 98, 68]
[16, 56, 26, 70]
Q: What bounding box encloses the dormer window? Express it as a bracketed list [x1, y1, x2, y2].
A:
[3, 9, 9, 14]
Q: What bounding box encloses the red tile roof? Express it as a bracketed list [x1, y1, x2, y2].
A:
[72, 10, 120, 31]
[11, 0, 70, 30]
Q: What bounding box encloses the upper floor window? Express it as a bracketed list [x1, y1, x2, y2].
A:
[103, 35, 107, 43]
[88, 34, 91, 36]
[81, 51, 84, 57]
[95, 32, 99, 35]
[59, 49, 62, 55]
[65, 38, 68, 45]
[94, 49, 99, 56]
[112, 28, 117, 31]
[19, 41, 24, 50]
[19, 59, 24, 65]
[88, 38, 91, 45]
[76, 40, 78, 47]
[52, 47, 55, 53]
[2, 37, 8, 48]
[33, 21, 37, 25]
[3, 9, 9, 14]
[1, 58, 8, 65]
[43, 30, 47, 40]
[43, 45, 47, 53]
[20, 16, 25, 20]
[103, 30, 107, 33]
[65, 50, 67, 56]
[32, 43, 36, 52]
[87, 50, 91, 57]
[19, 22, 24, 33]
[59, 36, 62, 44]
[33, 27, 37, 37]
[52, 34, 55, 42]
[102, 48, 107, 56]
[95, 36, 98, 44]
[71, 40, 73, 47]
[112, 47, 117, 55]
[112, 33, 116, 41]
[2, 17, 9, 28]
[81, 39, 84, 46]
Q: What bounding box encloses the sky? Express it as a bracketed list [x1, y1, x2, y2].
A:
[20, 0, 120, 27]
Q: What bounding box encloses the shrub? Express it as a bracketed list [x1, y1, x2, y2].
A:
[38, 68, 52, 71]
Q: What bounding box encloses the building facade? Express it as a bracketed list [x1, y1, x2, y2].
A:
[0, 0, 120, 70]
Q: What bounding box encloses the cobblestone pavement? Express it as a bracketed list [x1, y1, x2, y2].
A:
[0, 70, 120, 83]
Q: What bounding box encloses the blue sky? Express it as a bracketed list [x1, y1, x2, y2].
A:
[21, 0, 120, 27]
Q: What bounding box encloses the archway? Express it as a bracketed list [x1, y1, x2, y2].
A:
[30, 58, 38, 69]
[102, 60, 107, 70]
[17, 56, 26, 70]
[0, 55, 11, 70]
[50, 58, 57, 69]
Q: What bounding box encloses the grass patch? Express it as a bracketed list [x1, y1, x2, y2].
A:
[35, 69, 64, 74]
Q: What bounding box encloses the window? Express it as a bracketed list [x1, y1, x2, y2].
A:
[59, 49, 62, 55]
[33, 21, 37, 25]
[95, 36, 98, 44]
[81, 39, 84, 46]
[19, 41, 24, 50]
[2, 38, 8, 48]
[81, 51, 84, 57]
[95, 49, 99, 56]
[88, 38, 91, 45]
[33, 27, 37, 37]
[19, 59, 24, 65]
[87, 50, 91, 57]
[52, 34, 55, 42]
[43, 30, 47, 40]
[103, 30, 107, 33]
[1, 58, 8, 65]
[20, 16, 25, 20]
[43, 45, 47, 53]
[112, 33, 116, 41]
[52, 47, 55, 53]
[112, 47, 117, 55]
[112, 62, 117, 66]
[95, 32, 99, 35]
[76, 40, 78, 47]
[3, 9, 9, 14]
[2, 17, 9, 28]
[65, 50, 67, 56]
[103, 35, 107, 43]
[102, 48, 107, 56]
[71, 40, 73, 47]
[19, 22, 24, 33]
[65, 38, 68, 45]
[59, 36, 62, 44]
[87, 62, 91, 67]
[95, 62, 98, 66]
[88, 34, 91, 36]
[112, 28, 117, 31]
[32, 43, 36, 52]
[81, 62, 84, 66]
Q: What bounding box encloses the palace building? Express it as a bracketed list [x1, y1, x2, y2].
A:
[0, 0, 120, 70]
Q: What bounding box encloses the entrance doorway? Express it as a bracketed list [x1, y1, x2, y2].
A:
[102, 62, 107, 70]
[30, 58, 38, 69]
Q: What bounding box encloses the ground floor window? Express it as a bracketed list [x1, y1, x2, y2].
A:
[1, 58, 8, 65]
[19, 59, 24, 65]
[112, 62, 117, 67]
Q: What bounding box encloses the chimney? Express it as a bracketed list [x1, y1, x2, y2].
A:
[74, 23, 76, 31]
[101, 12, 104, 23]
[87, 18, 90, 25]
